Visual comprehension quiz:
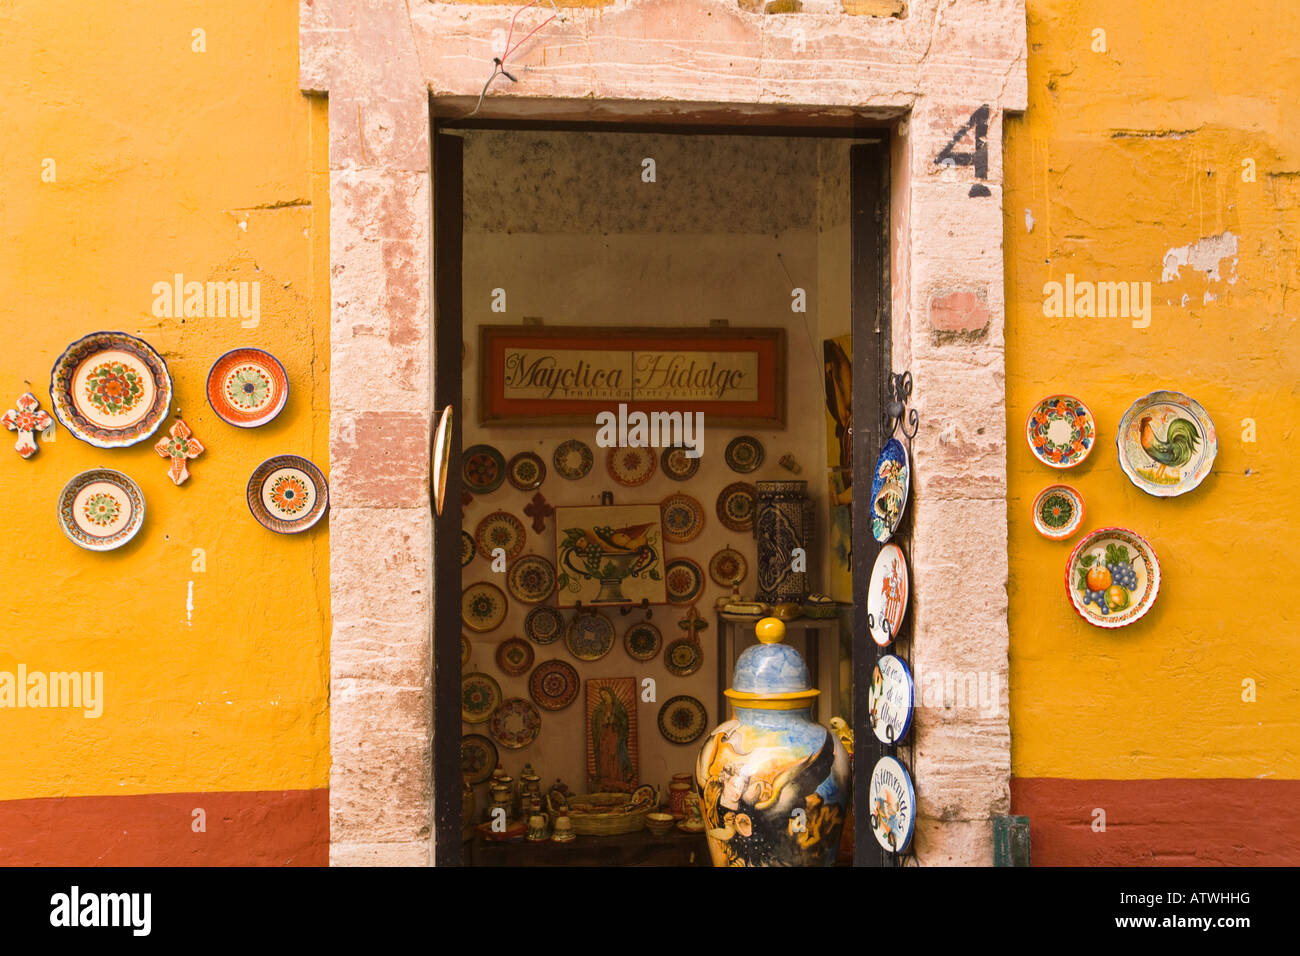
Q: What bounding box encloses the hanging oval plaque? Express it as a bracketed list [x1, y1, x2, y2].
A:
[868, 654, 914, 745]
[868, 755, 916, 854]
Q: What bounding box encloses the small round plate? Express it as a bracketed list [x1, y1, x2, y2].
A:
[507, 554, 556, 604]
[1026, 394, 1096, 469]
[664, 558, 705, 605]
[495, 637, 535, 677]
[460, 530, 476, 567]
[716, 482, 757, 533]
[1032, 484, 1085, 540]
[206, 348, 289, 428]
[523, 605, 565, 645]
[1116, 390, 1217, 497]
[461, 634, 472, 667]
[867, 543, 909, 646]
[475, 510, 526, 561]
[1066, 527, 1160, 628]
[564, 611, 615, 661]
[869, 654, 914, 745]
[462, 582, 508, 633]
[507, 451, 547, 491]
[50, 331, 172, 447]
[553, 439, 594, 480]
[870, 439, 909, 543]
[461, 733, 498, 784]
[623, 621, 663, 662]
[528, 659, 580, 711]
[661, 446, 700, 481]
[869, 755, 916, 854]
[724, 435, 765, 473]
[57, 469, 146, 551]
[660, 493, 705, 543]
[247, 455, 329, 534]
[490, 697, 542, 750]
[462, 671, 502, 724]
[463, 444, 506, 494]
[606, 446, 657, 486]
[664, 638, 703, 677]
[708, 547, 747, 587]
[658, 695, 708, 744]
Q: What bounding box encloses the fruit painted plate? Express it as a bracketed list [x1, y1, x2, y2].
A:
[660, 493, 704, 543]
[462, 671, 502, 723]
[664, 638, 703, 677]
[1066, 527, 1160, 628]
[623, 621, 663, 661]
[463, 444, 506, 493]
[460, 530, 476, 567]
[870, 439, 909, 543]
[724, 435, 765, 473]
[490, 697, 542, 750]
[708, 547, 747, 587]
[658, 695, 708, 744]
[564, 611, 615, 661]
[1116, 391, 1217, 497]
[1026, 394, 1096, 469]
[528, 659, 581, 711]
[495, 637, 535, 677]
[247, 455, 329, 534]
[606, 446, 656, 486]
[507, 451, 547, 491]
[50, 331, 172, 448]
[553, 439, 594, 480]
[57, 469, 146, 551]
[461, 733, 498, 784]
[869, 654, 914, 745]
[206, 348, 289, 428]
[507, 554, 556, 604]
[523, 605, 565, 645]
[664, 558, 705, 605]
[462, 582, 508, 633]
[869, 755, 916, 854]
[1032, 484, 1085, 540]
[475, 510, 526, 561]
[661, 446, 700, 481]
[716, 482, 757, 533]
[867, 543, 908, 646]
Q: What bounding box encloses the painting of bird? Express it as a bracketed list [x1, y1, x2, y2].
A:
[1138, 415, 1200, 481]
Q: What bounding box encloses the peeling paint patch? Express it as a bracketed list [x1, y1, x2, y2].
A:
[1161, 231, 1239, 283]
[1024, 208, 1034, 233]
[1111, 128, 1200, 140]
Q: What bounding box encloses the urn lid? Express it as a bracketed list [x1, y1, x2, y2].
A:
[725, 618, 820, 707]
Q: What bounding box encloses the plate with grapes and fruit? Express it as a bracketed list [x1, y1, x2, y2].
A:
[1066, 527, 1160, 628]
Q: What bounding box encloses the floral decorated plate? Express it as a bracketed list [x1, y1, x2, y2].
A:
[553, 439, 594, 480]
[867, 543, 908, 646]
[50, 331, 172, 447]
[658, 695, 708, 744]
[247, 455, 329, 534]
[57, 469, 146, 551]
[490, 697, 542, 750]
[708, 547, 747, 587]
[462, 671, 502, 724]
[495, 637, 535, 677]
[1032, 484, 1085, 540]
[507, 451, 547, 491]
[661, 446, 700, 481]
[1116, 391, 1217, 497]
[664, 637, 703, 677]
[660, 493, 704, 543]
[463, 444, 506, 494]
[1066, 527, 1160, 628]
[528, 659, 580, 711]
[462, 582, 508, 633]
[606, 446, 657, 486]
[461, 733, 498, 784]
[869, 755, 916, 854]
[564, 610, 615, 661]
[507, 554, 556, 604]
[664, 558, 705, 605]
[475, 510, 526, 562]
[870, 439, 909, 543]
[460, 530, 476, 567]
[724, 435, 765, 473]
[524, 605, 565, 645]
[206, 348, 289, 428]
[716, 482, 757, 533]
[869, 654, 914, 746]
[1026, 394, 1096, 469]
[623, 621, 663, 661]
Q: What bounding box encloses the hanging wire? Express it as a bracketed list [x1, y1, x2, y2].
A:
[467, 0, 565, 118]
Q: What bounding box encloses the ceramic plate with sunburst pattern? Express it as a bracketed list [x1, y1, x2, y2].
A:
[206, 348, 289, 428]
[606, 446, 657, 486]
[247, 455, 329, 534]
[57, 468, 146, 551]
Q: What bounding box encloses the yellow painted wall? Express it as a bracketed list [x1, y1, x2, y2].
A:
[1006, 0, 1300, 779]
[0, 2, 330, 800]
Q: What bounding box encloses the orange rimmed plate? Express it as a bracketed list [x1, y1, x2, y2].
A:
[207, 348, 289, 427]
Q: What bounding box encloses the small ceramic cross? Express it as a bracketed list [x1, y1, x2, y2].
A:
[2, 392, 54, 459]
[678, 604, 708, 635]
[154, 419, 205, 485]
[524, 492, 554, 533]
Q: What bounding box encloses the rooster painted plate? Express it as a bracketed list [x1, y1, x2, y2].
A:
[206, 348, 289, 428]
[1026, 394, 1095, 469]
[528, 659, 580, 711]
[50, 331, 172, 447]
[606, 446, 657, 486]
[247, 455, 329, 534]
[1066, 527, 1160, 628]
[1116, 391, 1216, 497]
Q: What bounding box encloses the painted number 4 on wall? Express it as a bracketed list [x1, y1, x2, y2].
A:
[936, 105, 992, 198]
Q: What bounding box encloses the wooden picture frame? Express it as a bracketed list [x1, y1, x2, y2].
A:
[554, 504, 667, 607]
[586, 677, 639, 793]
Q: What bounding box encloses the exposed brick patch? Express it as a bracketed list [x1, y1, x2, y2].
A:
[330, 411, 430, 509]
[842, 0, 905, 15]
[929, 288, 991, 344]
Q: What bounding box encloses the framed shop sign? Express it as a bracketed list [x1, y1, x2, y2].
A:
[478, 325, 786, 427]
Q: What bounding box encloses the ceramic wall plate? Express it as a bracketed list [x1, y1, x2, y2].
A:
[867, 543, 909, 646]
[1032, 484, 1085, 540]
[1116, 391, 1217, 497]
[724, 435, 765, 473]
[658, 695, 708, 744]
[664, 558, 705, 605]
[708, 547, 747, 587]
[664, 638, 703, 677]
[495, 637, 535, 677]
[869, 755, 916, 854]
[1026, 394, 1096, 469]
[869, 655, 914, 745]
[661, 446, 700, 481]
[475, 510, 526, 561]
[523, 605, 565, 645]
[247, 455, 329, 534]
[463, 444, 506, 494]
[206, 348, 289, 428]
[490, 697, 542, 750]
[528, 659, 580, 711]
[716, 482, 757, 533]
[1066, 527, 1160, 628]
[50, 331, 172, 447]
[564, 611, 615, 661]
[623, 621, 663, 661]
[870, 439, 910, 543]
[606, 446, 657, 486]
[461, 634, 472, 667]
[507, 451, 547, 491]
[462, 671, 502, 724]
[461, 733, 498, 785]
[660, 493, 705, 543]
[57, 469, 146, 551]
[462, 582, 508, 633]
[553, 439, 594, 480]
[507, 554, 556, 604]
[460, 530, 476, 567]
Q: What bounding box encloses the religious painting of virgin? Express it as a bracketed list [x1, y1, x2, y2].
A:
[585, 677, 639, 793]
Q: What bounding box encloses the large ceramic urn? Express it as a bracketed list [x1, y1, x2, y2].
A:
[696, 618, 850, 867]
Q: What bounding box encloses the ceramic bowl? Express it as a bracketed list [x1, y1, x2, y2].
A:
[645, 812, 676, 835]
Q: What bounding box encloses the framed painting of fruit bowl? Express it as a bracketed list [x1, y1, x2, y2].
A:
[554, 504, 666, 607]
[1065, 527, 1161, 628]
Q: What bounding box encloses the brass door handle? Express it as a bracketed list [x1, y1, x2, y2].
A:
[431, 404, 453, 515]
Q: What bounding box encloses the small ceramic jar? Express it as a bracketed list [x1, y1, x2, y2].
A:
[669, 780, 693, 819]
[551, 814, 575, 843]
